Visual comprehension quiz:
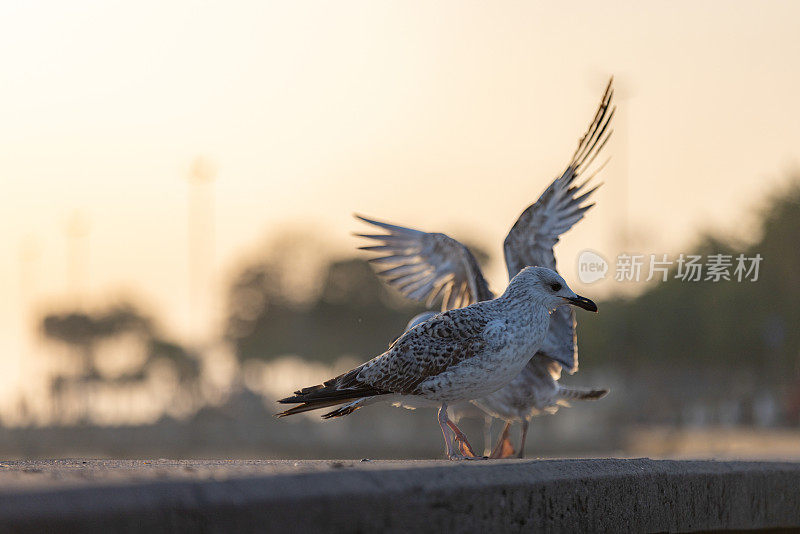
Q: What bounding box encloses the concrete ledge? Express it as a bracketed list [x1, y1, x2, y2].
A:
[0, 458, 798, 532]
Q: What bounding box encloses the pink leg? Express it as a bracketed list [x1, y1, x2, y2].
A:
[489, 421, 516, 459]
[437, 403, 485, 460]
[517, 420, 529, 459]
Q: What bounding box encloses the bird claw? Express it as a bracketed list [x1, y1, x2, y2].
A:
[448, 446, 488, 461]
[453, 435, 485, 460]
[438, 402, 485, 460]
[446, 420, 483, 459]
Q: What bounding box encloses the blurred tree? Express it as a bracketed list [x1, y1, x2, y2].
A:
[40, 302, 202, 421]
[41, 303, 151, 379]
[225, 254, 425, 363]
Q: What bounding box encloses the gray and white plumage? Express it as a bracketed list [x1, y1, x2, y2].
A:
[359, 77, 615, 456]
[473, 357, 607, 423]
[405, 312, 606, 419]
[277, 267, 596, 424]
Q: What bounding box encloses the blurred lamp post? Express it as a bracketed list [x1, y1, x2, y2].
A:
[64, 210, 91, 308]
[187, 156, 217, 341]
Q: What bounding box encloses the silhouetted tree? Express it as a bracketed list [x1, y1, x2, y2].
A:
[225, 252, 426, 363]
[42, 304, 151, 379]
[40, 301, 202, 422]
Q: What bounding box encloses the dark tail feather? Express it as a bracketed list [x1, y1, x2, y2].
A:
[559, 387, 609, 401]
[279, 368, 386, 402]
[275, 397, 360, 418]
[276, 368, 389, 418]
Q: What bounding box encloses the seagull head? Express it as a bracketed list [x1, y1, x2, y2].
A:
[507, 266, 598, 313]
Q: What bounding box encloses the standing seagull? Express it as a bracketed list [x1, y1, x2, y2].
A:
[277, 266, 597, 460]
[356, 78, 614, 457]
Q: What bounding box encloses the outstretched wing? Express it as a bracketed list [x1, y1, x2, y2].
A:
[504, 77, 615, 374]
[355, 215, 494, 311]
[503, 77, 614, 276]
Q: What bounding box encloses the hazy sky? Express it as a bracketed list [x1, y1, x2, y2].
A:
[2, 1, 800, 401]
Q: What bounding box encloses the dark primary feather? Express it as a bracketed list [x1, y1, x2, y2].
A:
[355, 215, 493, 310]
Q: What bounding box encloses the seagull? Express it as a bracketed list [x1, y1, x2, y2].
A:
[276, 266, 597, 460]
[356, 77, 614, 457]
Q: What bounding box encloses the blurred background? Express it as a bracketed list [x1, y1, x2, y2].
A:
[1, 0, 799, 460]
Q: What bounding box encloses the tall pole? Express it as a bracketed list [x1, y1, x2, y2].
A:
[187, 156, 217, 340]
[64, 210, 91, 308]
[17, 236, 40, 424]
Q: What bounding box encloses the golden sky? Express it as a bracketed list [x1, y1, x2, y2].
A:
[2, 1, 800, 402]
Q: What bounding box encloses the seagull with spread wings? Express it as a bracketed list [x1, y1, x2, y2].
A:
[356, 77, 614, 458]
[277, 266, 597, 460]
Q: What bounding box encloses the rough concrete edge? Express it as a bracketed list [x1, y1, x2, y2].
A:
[0, 459, 798, 533]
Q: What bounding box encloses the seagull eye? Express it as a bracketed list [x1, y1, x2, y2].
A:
[550, 282, 562, 292]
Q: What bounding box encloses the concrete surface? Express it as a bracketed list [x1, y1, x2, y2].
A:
[0, 458, 798, 532]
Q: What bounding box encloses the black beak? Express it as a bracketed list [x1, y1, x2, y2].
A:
[565, 295, 598, 312]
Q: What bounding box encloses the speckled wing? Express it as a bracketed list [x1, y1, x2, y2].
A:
[355, 215, 494, 311]
[502, 77, 614, 373]
[357, 308, 491, 395]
